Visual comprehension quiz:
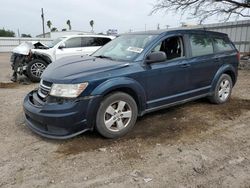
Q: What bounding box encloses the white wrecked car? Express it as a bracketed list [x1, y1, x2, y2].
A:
[10, 35, 115, 82]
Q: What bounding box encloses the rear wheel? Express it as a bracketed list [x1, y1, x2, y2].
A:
[96, 92, 138, 138]
[26, 59, 47, 82]
[209, 74, 232, 104]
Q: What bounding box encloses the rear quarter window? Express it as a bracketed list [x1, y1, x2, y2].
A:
[190, 34, 213, 57]
[213, 37, 234, 52]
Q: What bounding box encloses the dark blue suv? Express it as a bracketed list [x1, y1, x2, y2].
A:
[23, 29, 239, 139]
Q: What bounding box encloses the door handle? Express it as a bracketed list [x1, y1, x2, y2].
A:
[76, 49, 82, 51]
[180, 63, 190, 68]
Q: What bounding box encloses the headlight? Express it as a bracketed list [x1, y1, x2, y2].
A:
[50, 82, 88, 98]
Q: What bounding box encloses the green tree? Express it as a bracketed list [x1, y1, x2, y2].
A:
[0, 28, 15, 37]
[21, 34, 32, 38]
[47, 20, 52, 31]
[151, 0, 250, 23]
[90, 20, 94, 32]
[66, 20, 71, 30]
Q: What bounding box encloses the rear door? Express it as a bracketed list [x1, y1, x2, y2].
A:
[185, 33, 219, 95]
[82, 37, 112, 55]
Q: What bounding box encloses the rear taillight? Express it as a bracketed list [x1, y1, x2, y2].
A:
[237, 52, 240, 61]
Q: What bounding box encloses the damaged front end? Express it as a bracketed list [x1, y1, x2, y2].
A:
[10, 52, 31, 76]
[10, 42, 49, 81]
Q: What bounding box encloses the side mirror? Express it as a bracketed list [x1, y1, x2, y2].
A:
[58, 42, 66, 49]
[146, 51, 167, 64]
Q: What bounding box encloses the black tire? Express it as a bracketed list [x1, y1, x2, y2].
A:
[209, 74, 233, 104]
[23, 71, 28, 77]
[26, 59, 47, 82]
[96, 92, 138, 138]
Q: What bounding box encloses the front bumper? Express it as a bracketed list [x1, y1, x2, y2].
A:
[10, 53, 27, 74]
[10, 53, 16, 69]
[10, 53, 15, 63]
[23, 90, 101, 139]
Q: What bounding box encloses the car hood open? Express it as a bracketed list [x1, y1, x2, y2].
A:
[42, 55, 130, 83]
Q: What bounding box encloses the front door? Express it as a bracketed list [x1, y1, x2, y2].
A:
[145, 35, 190, 109]
[55, 37, 83, 60]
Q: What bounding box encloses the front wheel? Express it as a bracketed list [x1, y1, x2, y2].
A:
[96, 92, 138, 138]
[26, 59, 47, 82]
[209, 74, 233, 104]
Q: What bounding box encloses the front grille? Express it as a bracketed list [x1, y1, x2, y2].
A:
[42, 80, 53, 87]
[38, 79, 52, 99]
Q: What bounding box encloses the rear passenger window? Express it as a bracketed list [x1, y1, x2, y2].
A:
[213, 37, 233, 52]
[82, 37, 111, 47]
[190, 35, 213, 57]
[82, 37, 95, 47]
[65, 37, 82, 48]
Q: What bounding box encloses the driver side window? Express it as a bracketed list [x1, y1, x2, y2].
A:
[152, 36, 185, 61]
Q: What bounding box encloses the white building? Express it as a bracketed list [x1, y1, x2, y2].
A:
[36, 30, 92, 39]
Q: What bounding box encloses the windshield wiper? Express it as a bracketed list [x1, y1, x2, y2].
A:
[93, 55, 113, 60]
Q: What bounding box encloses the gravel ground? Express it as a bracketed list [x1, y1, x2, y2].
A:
[0, 53, 250, 188]
[0, 53, 12, 82]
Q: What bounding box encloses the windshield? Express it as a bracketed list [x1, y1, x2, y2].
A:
[48, 37, 65, 48]
[92, 34, 156, 61]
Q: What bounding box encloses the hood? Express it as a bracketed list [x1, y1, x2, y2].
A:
[42, 56, 130, 83]
[12, 42, 48, 55]
[12, 42, 34, 55]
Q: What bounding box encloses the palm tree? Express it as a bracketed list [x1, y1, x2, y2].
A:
[66, 20, 71, 30]
[47, 20, 52, 31]
[90, 20, 94, 32]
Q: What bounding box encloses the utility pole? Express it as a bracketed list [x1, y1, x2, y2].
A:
[17, 29, 20, 44]
[17, 29, 20, 37]
[157, 23, 160, 30]
[41, 8, 45, 38]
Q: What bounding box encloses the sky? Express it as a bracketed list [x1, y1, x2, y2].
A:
[0, 0, 238, 37]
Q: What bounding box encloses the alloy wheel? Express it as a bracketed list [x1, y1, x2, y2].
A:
[104, 100, 132, 132]
[30, 63, 46, 77]
[218, 79, 231, 102]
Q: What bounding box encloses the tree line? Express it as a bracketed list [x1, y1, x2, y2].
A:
[0, 28, 31, 37]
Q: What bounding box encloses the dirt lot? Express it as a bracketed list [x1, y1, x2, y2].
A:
[0, 53, 250, 188]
